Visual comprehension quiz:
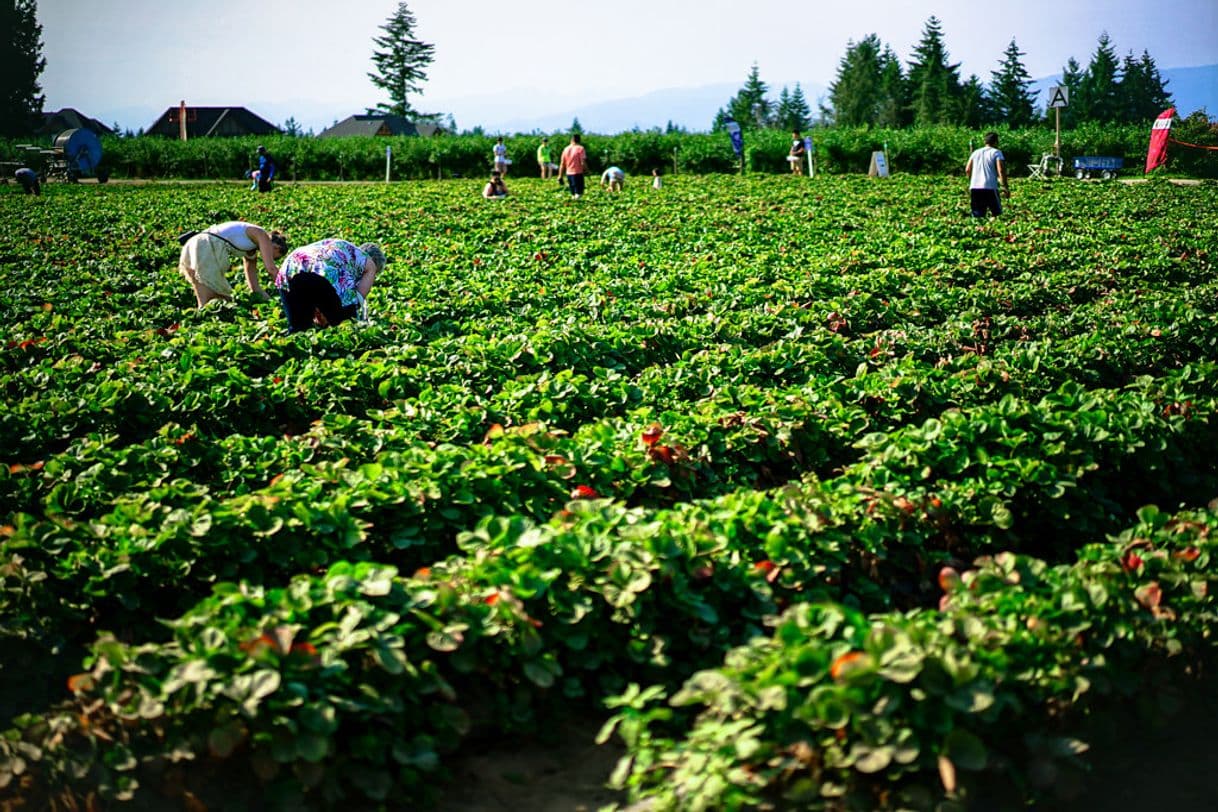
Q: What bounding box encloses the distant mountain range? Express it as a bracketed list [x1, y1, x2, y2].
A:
[95, 64, 1216, 136]
[461, 64, 1216, 135]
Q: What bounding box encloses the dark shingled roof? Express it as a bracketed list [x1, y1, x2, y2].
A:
[318, 114, 441, 138]
[145, 106, 281, 138]
[38, 109, 115, 137]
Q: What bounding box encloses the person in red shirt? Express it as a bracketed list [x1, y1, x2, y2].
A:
[558, 133, 588, 199]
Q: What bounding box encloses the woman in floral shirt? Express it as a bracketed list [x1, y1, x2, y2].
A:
[275, 238, 385, 331]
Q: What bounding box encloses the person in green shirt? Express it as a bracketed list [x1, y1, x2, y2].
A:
[537, 137, 554, 179]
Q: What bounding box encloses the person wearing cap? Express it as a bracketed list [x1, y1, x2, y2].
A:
[274, 239, 385, 331]
[256, 145, 276, 192]
[14, 167, 41, 195]
[492, 137, 509, 176]
[179, 221, 289, 307]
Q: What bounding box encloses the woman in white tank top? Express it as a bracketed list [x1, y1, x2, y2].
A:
[178, 221, 289, 307]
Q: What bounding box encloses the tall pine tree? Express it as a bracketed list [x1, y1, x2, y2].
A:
[788, 83, 813, 130]
[989, 38, 1036, 127]
[1052, 57, 1084, 127]
[1117, 49, 1172, 123]
[0, 0, 46, 137]
[368, 2, 436, 119]
[734, 64, 773, 129]
[827, 35, 885, 126]
[1075, 32, 1122, 122]
[958, 75, 990, 128]
[905, 17, 962, 125]
[775, 84, 813, 131]
[775, 86, 793, 128]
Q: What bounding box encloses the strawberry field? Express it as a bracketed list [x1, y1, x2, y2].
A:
[2, 174, 1218, 810]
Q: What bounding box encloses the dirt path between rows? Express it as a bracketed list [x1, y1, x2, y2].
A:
[427, 678, 1218, 812]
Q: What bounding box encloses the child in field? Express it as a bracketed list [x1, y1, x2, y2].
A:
[483, 170, 509, 198]
[652, 168, 662, 190]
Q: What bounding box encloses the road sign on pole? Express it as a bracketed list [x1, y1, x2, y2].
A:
[1047, 86, 1068, 158]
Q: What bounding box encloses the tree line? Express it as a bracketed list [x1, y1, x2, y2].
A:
[713, 17, 1174, 133]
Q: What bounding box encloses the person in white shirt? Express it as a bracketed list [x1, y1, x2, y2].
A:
[651, 168, 663, 190]
[178, 221, 288, 307]
[493, 137, 509, 175]
[601, 166, 625, 193]
[964, 132, 1009, 217]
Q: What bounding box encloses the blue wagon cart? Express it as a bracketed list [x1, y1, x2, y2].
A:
[1073, 156, 1124, 180]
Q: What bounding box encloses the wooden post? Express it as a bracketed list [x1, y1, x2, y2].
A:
[1054, 107, 1061, 158]
[179, 100, 187, 142]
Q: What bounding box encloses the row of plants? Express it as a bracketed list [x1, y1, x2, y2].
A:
[605, 502, 1218, 810]
[4, 432, 1216, 807]
[1, 176, 1217, 807]
[1, 122, 1192, 181]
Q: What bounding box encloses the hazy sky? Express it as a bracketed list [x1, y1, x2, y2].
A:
[38, 0, 1218, 128]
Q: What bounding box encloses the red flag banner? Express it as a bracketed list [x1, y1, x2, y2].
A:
[1144, 107, 1175, 174]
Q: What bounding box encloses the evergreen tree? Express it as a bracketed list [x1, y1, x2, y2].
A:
[958, 75, 990, 128]
[570, 117, 583, 134]
[282, 117, 303, 137]
[876, 46, 907, 127]
[721, 63, 773, 130]
[775, 86, 793, 129]
[827, 35, 885, 126]
[905, 17, 962, 126]
[1052, 56, 1084, 127]
[1118, 49, 1172, 123]
[989, 38, 1036, 127]
[368, 2, 436, 119]
[788, 83, 813, 131]
[1075, 32, 1122, 122]
[0, 0, 46, 137]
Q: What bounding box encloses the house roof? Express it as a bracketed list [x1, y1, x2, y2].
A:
[145, 106, 281, 138]
[38, 108, 115, 137]
[317, 114, 437, 138]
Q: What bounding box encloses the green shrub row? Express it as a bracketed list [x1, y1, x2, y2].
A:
[2, 123, 1193, 181]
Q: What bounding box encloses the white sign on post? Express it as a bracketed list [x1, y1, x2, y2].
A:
[868, 151, 889, 178]
[1047, 86, 1070, 109]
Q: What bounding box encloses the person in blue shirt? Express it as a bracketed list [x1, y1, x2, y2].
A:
[256, 145, 276, 192]
[15, 168, 41, 196]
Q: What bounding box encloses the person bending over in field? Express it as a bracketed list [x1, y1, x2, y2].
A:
[15, 167, 41, 195]
[179, 222, 288, 308]
[601, 166, 625, 193]
[275, 239, 385, 332]
[483, 170, 509, 199]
